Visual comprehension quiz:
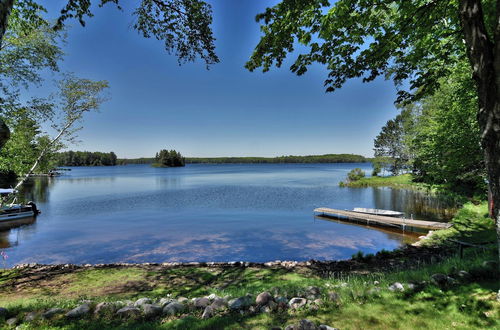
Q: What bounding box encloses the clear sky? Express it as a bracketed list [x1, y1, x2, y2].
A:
[35, 0, 400, 158]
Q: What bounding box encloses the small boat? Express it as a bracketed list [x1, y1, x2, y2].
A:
[0, 189, 40, 229]
[352, 207, 404, 217]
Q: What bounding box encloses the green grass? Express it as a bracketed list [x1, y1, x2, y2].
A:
[422, 201, 496, 245]
[342, 174, 424, 188]
[0, 248, 498, 329]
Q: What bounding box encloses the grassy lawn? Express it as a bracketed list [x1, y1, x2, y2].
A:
[0, 203, 498, 329]
[341, 174, 415, 188]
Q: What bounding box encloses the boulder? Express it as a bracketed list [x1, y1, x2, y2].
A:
[207, 293, 220, 301]
[66, 304, 91, 318]
[177, 297, 189, 303]
[159, 298, 176, 307]
[275, 296, 288, 304]
[201, 306, 213, 319]
[6, 318, 17, 326]
[305, 286, 321, 299]
[285, 319, 319, 330]
[319, 325, 339, 330]
[431, 273, 452, 286]
[24, 311, 38, 322]
[288, 297, 307, 310]
[134, 298, 153, 307]
[388, 282, 404, 292]
[228, 295, 253, 310]
[327, 292, 340, 303]
[163, 302, 185, 316]
[256, 291, 273, 306]
[193, 297, 210, 308]
[116, 306, 141, 318]
[142, 304, 162, 318]
[210, 298, 227, 310]
[94, 302, 116, 316]
[42, 308, 65, 319]
[457, 270, 471, 279]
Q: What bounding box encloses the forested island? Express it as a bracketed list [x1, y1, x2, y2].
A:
[152, 149, 185, 167]
[118, 153, 368, 165]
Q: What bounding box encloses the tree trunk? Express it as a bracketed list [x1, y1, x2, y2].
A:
[0, 0, 13, 48]
[460, 0, 500, 265]
[0, 0, 14, 151]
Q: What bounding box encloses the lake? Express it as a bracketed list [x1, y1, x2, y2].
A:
[0, 163, 454, 265]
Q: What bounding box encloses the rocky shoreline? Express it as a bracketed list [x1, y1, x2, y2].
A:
[6, 244, 455, 278]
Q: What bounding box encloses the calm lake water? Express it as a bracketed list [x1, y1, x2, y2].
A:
[1, 163, 454, 265]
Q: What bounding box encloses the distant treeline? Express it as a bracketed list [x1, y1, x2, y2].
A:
[117, 154, 368, 165]
[56, 151, 117, 166]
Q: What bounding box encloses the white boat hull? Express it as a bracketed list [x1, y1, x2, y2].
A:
[352, 207, 404, 217]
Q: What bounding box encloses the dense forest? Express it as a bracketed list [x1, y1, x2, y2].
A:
[56, 151, 118, 166]
[118, 154, 368, 165]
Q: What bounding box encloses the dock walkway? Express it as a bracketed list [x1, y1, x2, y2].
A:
[313, 208, 452, 231]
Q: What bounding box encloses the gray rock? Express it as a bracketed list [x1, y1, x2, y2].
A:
[305, 286, 321, 299]
[210, 297, 227, 310]
[116, 306, 141, 318]
[0, 307, 8, 318]
[319, 325, 339, 330]
[285, 319, 319, 330]
[42, 308, 65, 319]
[288, 297, 307, 309]
[134, 297, 153, 307]
[193, 297, 210, 308]
[201, 306, 213, 319]
[256, 291, 273, 306]
[163, 302, 184, 316]
[159, 298, 176, 307]
[431, 273, 451, 286]
[207, 293, 220, 301]
[177, 297, 189, 303]
[142, 304, 162, 317]
[388, 282, 404, 292]
[275, 296, 288, 304]
[94, 302, 116, 316]
[373, 280, 380, 285]
[66, 303, 91, 318]
[327, 292, 340, 303]
[367, 287, 381, 295]
[260, 300, 277, 313]
[6, 318, 17, 326]
[228, 295, 253, 310]
[457, 270, 471, 279]
[24, 311, 38, 322]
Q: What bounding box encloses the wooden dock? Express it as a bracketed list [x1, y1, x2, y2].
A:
[313, 207, 452, 231]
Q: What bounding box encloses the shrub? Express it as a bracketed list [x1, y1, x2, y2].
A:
[348, 168, 365, 181]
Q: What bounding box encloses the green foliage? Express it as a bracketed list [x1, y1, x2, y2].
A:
[374, 106, 416, 175]
[347, 168, 365, 182]
[56, 151, 117, 166]
[246, 0, 464, 104]
[411, 63, 485, 195]
[153, 149, 185, 167]
[52, 0, 219, 67]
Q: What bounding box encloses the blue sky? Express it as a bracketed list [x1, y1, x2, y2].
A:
[35, 0, 400, 158]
